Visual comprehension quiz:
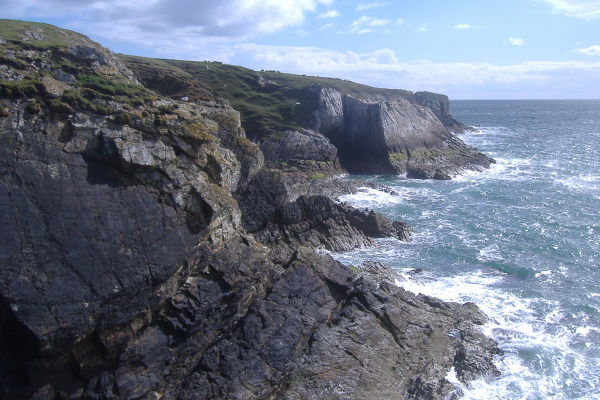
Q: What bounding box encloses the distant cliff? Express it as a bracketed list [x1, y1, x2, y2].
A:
[124, 56, 494, 179]
[0, 20, 499, 400]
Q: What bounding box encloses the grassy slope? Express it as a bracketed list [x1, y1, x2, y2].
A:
[0, 19, 91, 50]
[0, 20, 157, 114]
[122, 55, 414, 140]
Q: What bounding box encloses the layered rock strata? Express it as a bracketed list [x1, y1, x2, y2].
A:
[312, 87, 493, 177]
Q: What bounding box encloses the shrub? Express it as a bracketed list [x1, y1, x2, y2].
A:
[48, 100, 73, 114]
[25, 101, 42, 114]
[113, 112, 131, 125]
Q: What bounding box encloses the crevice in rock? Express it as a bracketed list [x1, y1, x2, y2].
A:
[184, 189, 214, 234]
[83, 155, 126, 187]
[352, 288, 407, 351]
[0, 296, 41, 393]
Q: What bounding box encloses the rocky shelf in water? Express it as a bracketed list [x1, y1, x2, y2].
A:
[0, 19, 500, 400]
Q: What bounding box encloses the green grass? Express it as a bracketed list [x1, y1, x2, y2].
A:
[122, 56, 413, 141]
[389, 152, 409, 162]
[0, 19, 91, 50]
[308, 172, 327, 180]
[77, 74, 153, 99]
[0, 78, 44, 97]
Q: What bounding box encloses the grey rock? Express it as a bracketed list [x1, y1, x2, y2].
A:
[55, 70, 77, 83]
[254, 195, 412, 252]
[260, 128, 338, 166]
[312, 87, 494, 176]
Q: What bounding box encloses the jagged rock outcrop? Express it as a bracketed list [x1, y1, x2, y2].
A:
[259, 128, 339, 171]
[254, 195, 412, 252]
[1, 20, 500, 400]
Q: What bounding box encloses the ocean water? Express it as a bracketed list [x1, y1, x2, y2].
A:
[334, 100, 600, 399]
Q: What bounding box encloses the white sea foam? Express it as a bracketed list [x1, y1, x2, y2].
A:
[394, 268, 598, 399]
[555, 174, 600, 192]
[453, 156, 533, 184]
[477, 244, 504, 263]
[337, 186, 402, 209]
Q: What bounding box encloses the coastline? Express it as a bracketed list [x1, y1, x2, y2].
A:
[0, 20, 502, 399]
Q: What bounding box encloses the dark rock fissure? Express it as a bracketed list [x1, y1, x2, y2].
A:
[184, 189, 214, 234]
[0, 296, 41, 389]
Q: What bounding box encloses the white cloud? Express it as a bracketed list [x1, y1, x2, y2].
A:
[355, 2, 391, 12]
[575, 45, 600, 55]
[231, 43, 600, 97]
[509, 37, 525, 46]
[417, 24, 430, 32]
[0, 0, 333, 41]
[454, 24, 471, 29]
[349, 16, 390, 34]
[538, 0, 600, 19]
[318, 9, 340, 19]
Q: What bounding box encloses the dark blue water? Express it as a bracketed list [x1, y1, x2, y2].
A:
[334, 100, 600, 399]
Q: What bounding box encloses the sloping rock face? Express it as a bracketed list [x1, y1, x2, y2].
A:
[413, 91, 467, 132]
[255, 195, 412, 252]
[1, 20, 499, 400]
[313, 87, 493, 177]
[259, 128, 339, 171]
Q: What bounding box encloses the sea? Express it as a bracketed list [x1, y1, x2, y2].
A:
[332, 100, 600, 399]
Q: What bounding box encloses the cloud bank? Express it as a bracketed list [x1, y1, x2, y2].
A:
[1, 0, 334, 40]
[230, 44, 600, 97]
[576, 45, 600, 55]
[538, 0, 600, 18]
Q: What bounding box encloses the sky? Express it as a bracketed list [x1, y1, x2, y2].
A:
[1, 0, 600, 99]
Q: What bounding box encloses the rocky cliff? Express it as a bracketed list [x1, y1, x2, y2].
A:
[311, 87, 492, 178]
[123, 57, 492, 179]
[1, 20, 499, 400]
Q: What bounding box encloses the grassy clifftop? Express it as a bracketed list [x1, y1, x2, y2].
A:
[123, 55, 414, 140]
[0, 19, 93, 50]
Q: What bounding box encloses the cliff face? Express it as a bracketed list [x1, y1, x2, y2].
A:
[1, 20, 499, 400]
[312, 87, 492, 177]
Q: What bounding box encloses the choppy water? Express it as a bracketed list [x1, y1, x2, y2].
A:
[333, 100, 600, 399]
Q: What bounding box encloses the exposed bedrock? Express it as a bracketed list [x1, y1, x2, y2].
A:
[259, 127, 339, 172]
[254, 194, 413, 252]
[312, 87, 494, 177]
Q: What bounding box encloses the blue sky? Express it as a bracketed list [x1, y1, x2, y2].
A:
[2, 0, 600, 99]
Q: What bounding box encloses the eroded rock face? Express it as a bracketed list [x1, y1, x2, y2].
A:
[1, 20, 500, 400]
[312, 87, 494, 177]
[259, 128, 338, 171]
[255, 195, 412, 252]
